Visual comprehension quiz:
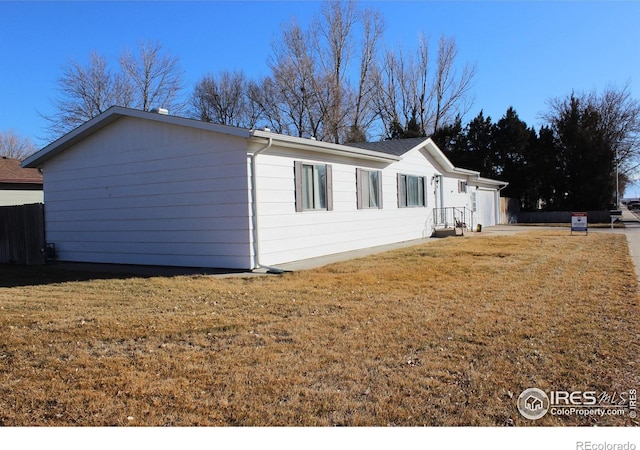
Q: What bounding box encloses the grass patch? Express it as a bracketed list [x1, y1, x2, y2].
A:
[0, 231, 638, 426]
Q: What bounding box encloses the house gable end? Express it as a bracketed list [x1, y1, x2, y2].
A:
[41, 115, 254, 269]
[22, 106, 253, 169]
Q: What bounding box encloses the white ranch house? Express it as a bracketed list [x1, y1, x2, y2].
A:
[23, 107, 507, 270]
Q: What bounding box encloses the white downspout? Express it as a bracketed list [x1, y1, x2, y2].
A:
[249, 136, 286, 273]
[439, 175, 445, 212]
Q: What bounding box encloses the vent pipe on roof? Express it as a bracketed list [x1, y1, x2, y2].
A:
[151, 107, 169, 115]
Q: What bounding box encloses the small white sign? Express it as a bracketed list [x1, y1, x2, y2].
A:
[571, 212, 588, 234]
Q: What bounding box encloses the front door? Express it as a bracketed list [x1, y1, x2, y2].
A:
[433, 175, 444, 225]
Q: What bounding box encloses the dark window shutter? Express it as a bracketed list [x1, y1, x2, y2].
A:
[423, 176, 428, 207]
[356, 168, 363, 210]
[326, 164, 333, 211]
[377, 170, 384, 209]
[294, 161, 303, 212]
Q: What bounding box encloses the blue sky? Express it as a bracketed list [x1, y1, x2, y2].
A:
[2, 1, 639, 183]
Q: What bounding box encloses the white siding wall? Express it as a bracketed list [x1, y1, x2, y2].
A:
[43, 117, 252, 268]
[440, 178, 501, 228]
[441, 177, 471, 210]
[0, 190, 43, 206]
[254, 146, 440, 265]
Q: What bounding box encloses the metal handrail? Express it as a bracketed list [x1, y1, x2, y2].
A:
[433, 207, 473, 235]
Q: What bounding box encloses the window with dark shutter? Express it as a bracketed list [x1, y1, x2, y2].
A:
[294, 161, 333, 212]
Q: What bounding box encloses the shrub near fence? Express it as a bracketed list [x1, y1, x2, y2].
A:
[0, 203, 45, 265]
[516, 210, 612, 224]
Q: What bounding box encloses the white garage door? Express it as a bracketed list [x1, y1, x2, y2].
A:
[476, 190, 496, 227]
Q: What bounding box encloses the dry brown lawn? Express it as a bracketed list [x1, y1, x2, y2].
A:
[0, 230, 638, 426]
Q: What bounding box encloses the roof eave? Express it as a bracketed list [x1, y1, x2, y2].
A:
[476, 176, 509, 187]
[22, 110, 123, 168]
[420, 138, 507, 186]
[250, 131, 401, 163]
[0, 178, 43, 184]
[422, 138, 457, 172]
[452, 167, 481, 176]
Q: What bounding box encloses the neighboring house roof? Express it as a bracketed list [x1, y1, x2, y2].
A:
[0, 157, 43, 185]
[21, 106, 506, 187]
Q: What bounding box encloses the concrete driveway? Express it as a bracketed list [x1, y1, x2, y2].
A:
[616, 207, 640, 284]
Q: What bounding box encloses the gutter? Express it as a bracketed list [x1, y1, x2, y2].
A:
[249, 136, 288, 274]
[251, 129, 399, 163]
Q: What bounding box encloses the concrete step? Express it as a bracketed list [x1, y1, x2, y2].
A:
[432, 228, 460, 238]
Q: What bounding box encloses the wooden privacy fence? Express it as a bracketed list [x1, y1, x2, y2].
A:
[0, 203, 45, 265]
[499, 197, 520, 224]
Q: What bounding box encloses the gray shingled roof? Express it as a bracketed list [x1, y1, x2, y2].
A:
[345, 137, 429, 156]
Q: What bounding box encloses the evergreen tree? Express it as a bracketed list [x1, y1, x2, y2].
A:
[388, 118, 405, 140]
[533, 125, 564, 210]
[550, 95, 614, 210]
[493, 107, 536, 208]
[438, 87, 633, 213]
[433, 116, 469, 166]
[403, 108, 426, 138]
[465, 111, 497, 178]
[344, 124, 367, 143]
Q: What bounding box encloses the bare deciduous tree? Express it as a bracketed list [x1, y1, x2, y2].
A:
[191, 71, 259, 129]
[246, 77, 288, 134]
[262, 0, 385, 143]
[432, 35, 476, 133]
[312, 0, 358, 143]
[373, 35, 476, 139]
[119, 40, 185, 113]
[187, 2, 475, 144]
[43, 41, 185, 140]
[268, 18, 321, 138]
[0, 130, 38, 160]
[346, 7, 385, 142]
[44, 51, 118, 137]
[590, 83, 640, 177]
[372, 45, 416, 138]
